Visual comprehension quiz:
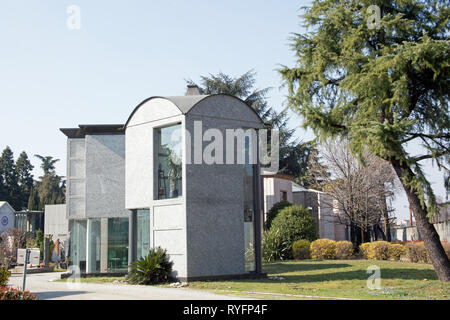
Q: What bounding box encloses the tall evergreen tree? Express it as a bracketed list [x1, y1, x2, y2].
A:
[280, 0, 450, 280]
[0, 146, 20, 209]
[187, 70, 313, 181]
[34, 155, 65, 211]
[15, 151, 34, 209]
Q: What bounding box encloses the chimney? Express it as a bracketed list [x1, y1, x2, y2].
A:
[185, 84, 201, 96]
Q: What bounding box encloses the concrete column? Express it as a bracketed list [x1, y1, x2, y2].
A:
[128, 210, 137, 273]
[100, 218, 108, 272]
[253, 132, 263, 275]
[43, 237, 50, 267]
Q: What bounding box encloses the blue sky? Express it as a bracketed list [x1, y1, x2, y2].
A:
[0, 1, 446, 219]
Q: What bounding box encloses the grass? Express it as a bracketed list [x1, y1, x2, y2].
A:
[53, 260, 450, 300]
[187, 259, 450, 300]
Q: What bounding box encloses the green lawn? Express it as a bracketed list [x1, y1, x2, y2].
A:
[187, 260, 450, 300]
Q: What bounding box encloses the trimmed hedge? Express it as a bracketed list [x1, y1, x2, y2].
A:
[292, 240, 311, 260]
[310, 239, 336, 259]
[388, 244, 406, 261]
[335, 241, 354, 259]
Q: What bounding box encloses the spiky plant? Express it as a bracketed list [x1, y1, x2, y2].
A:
[127, 247, 173, 285]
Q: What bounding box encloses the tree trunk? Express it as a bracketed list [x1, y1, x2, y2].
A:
[381, 190, 392, 241]
[392, 160, 450, 282]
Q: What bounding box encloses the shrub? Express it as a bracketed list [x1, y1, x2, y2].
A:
[265, 201, 293, 230]
[335, 241, 354, 259]
[388, 244, 406, 261]
[359, 242, 372, 259]
[0, 268, 10, 286]
[262, 229, 289, 262]
[0, 286, 36, 300]
[270, 205, 318, 259]
[310, 239, 336, 259]
[359, 241, 390, 260]
[406, 242, 430, 263]
[292, 240, 311, 260]
[127, 247, 173, 285]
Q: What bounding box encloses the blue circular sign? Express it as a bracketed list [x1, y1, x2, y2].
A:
[1, 216, 8, 226]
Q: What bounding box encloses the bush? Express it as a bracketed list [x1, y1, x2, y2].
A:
[406, 242, 429, 263]
[335, 241, 354, 259]
[262, 229, 289, 262]
[310, 239, 336, 259]
[0, 267, 10, 286]
[388, 244, 406, 261]
[265, 201, 293, 230]
[127, 247, 173, 285]
[292, 240, 311, 260]
[359, 241, 390, 260]
[269, 205, 318, 259]
[0, 286, 36, 300]
[359, 242, 372, 259]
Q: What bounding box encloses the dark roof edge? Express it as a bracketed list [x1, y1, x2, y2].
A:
[60, 124, 124, 138]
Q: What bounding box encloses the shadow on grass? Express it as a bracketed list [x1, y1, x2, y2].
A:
[276, 267, 438, 283]
[263, 262, 351, 274]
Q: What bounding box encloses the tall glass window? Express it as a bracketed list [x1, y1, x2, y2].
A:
[243, 131, 256, 272]
[156, 124, 182, 200]
[136, 209, 150, 259]
[69, 220, 87, 273]
[87, 219, 101, 273]
[107, 218, 129, 272]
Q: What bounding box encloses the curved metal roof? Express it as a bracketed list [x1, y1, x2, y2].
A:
[124, 94, 264, 128]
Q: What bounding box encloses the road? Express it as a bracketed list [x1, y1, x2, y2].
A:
[7, 272, 251, 300]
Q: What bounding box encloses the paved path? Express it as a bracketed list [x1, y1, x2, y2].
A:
[7, 272, 251, 300]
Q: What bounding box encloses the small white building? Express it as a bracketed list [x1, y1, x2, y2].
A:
[0, 201, 15, 234]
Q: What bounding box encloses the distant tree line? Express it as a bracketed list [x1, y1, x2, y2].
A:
[0, 146, 65, 211]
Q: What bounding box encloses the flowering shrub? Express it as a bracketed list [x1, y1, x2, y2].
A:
[335, 241, 354, 259]
[359, 241, 390, 260]
[0, 268, 10, 286]
[310, 239, 336, 259]
[388, 244, 406, 261]
[359, 242, 372, 258]
[0, 286, 37, 300]
[292, 240, 311, 260]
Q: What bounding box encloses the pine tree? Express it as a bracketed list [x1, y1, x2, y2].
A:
[0, 146, 20, 209]
[15, 151, 34, 209]
[280, 0, 450, 281]
[187, 70, 313, 181]
[34, 155, 65, 210]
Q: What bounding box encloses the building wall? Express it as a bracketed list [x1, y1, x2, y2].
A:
[44, 204, 68, 241]
[293, 191, 319, 227]
[85, 134, 127, 218]
[184, 96, 263, 278]
[66, 138, 86, 219]
[0, 203, 15, 234]
[263, 176, 293, 214]
[125, 98, 187, 277]
[317, 193, 335, 239]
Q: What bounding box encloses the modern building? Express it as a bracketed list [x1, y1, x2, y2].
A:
[262, 175, 348, 241]
[61, 91, 265, 280]
[44, 204, 68, 242]
[0, 201, 15, 234]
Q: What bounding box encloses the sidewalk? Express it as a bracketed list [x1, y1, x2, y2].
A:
[7, 272, 252, 300]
